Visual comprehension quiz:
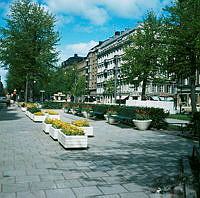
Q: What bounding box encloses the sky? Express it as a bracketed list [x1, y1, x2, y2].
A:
[0, 0, 172, 86]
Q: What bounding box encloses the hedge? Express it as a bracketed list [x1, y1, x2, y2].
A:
[63, 102, 168, 129]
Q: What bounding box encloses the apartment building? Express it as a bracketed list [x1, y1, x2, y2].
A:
[177, 73, 200, 109]
[85, 42, 103, 99]
[96, 27, 176, 103]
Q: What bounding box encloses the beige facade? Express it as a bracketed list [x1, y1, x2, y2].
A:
[96, 27, 177, 103]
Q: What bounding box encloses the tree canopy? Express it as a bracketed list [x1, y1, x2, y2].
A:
[122, 11, 163, 100]
[0, 0, 59, 96]
[163, 0, 200, 112]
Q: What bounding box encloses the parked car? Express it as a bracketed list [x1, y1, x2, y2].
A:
[0, 96, 7, 103]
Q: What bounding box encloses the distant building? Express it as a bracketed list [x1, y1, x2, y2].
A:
[85, 42, 104, 98]
[61, 54, 84, 68]
[96, 27, 176, 103]
[177, 73, 200, 111]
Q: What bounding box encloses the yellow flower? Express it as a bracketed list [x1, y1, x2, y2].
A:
[44, 110, 59, 115]
[71, 120, 89, 127]
[34, 112, 45, 116]
[61, 124, 85, 136]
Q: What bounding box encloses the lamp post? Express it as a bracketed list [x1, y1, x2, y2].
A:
[118, 74, 123, 106]
[114, 55, 119, 104]
[40, 90, 45, 103]
[33, 80, 36, 102]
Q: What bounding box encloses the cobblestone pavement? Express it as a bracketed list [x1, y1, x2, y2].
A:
[0, 104, 198, 198]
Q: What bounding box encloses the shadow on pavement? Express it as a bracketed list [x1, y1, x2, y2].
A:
[0, 104, 22, 121]
[54, 138, 196, 191]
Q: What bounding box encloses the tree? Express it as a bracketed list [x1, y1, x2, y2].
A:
[122, 11, 163, 100]
[0, 0, 59, 101]
[163, 0, 200, 113]
[104, 77, 115, 102]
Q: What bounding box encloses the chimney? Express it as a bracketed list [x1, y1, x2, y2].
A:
[115, 31, 120, 36]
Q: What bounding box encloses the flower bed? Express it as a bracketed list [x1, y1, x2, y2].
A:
[33, 112, 45, 122]
[42, 118, 55, 133]
[58, 125, 87, 148]
[45, 110, 60, 120]
[49, 120, 70, 140]
[71, 120, 93, 136]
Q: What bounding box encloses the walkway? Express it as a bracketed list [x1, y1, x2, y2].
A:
[0, 104, 197, 198]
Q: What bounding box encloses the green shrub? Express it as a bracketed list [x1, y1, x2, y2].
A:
[27, 106, 41, 113]
[42, 102, 65, 109]
[63, 102, 168, 129]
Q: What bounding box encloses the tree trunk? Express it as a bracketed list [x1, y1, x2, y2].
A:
[190, 74, 197, 113]
[25, 77, 28, 103]
[141, 78, 147, 100]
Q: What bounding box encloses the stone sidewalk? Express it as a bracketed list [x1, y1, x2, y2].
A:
[0, 104, 197, 198]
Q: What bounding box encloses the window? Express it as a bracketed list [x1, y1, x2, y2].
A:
[167, 85, 171, 93]
[152, 84, 157, 92]
[158, 85, 164, 93]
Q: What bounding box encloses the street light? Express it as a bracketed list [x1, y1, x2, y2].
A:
[40, 90, 45, 102]
[114, 55, 119, 104]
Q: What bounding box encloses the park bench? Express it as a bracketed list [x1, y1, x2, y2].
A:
[109, 114, 132, 122]
[90, 111, 104, 117]
[168, 122, 189, 133]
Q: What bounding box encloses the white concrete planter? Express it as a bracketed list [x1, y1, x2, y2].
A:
[47, 114, 60, 120]
[104, 114, 108, 122]
[58, 131, 88, 149]
[42, 122, 52, 133]
[29, 113, 34, 120]
[25, 111, 29, 116]
[79, 126, 93, 137]
[49, 126, 60, 140]
[132, 120, 152, 130]
[108, 115, 118, 124]
[21, 107, 27, 112]
[33, 115, 46, 122]
[82, 111, 91, 119]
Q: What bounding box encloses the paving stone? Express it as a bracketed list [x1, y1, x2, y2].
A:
[39, 174, 65, 182]
[122, 183, 144, 192]
[26, 169, 49, 176]
[72, 186, 102, 198]
[85, 171, 110, 178]
[95, 195, 120, 198]
[16, 176, 40, 183]
[45, 188, 76, 198]
[35, 163, 57, 169]
[55, 179, 82, 188]
[98, 184, 128, 194]
[62, 171, 88, 179]
[0, 107, 197, 197]
[79, 177, 107, 186]
[0, 193, 16, 198]
[120, 192, 149, 198]
[16, 191, 46, 198]
[102, 176, 129, 184]
[2, 183, 29, 193]
[30, 181, 57, 191]
[3, 170, 26, 177]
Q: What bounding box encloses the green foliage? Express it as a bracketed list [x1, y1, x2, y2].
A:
[0, 0, 59, 93]
[168, 114, 191, 121]
[104, 78, 115, 96]
[122, 11, 164, 99]
[27, 106, 41, 113]
[163, 0, 200, 112]
[42, 102, 65, 109]
[64, 102, 168, 129]
[135, 109, 151, 120]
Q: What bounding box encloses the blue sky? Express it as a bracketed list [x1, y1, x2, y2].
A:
[0, 0, 172, 86]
